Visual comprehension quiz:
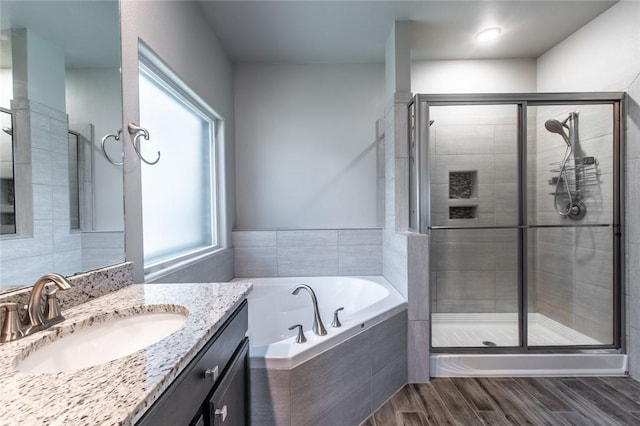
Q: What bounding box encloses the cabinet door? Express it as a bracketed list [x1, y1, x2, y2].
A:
[208, 338, 249, 426]
[136, 302, 248, 426]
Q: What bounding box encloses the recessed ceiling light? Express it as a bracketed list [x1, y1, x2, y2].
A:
[475, 27, 502, 43]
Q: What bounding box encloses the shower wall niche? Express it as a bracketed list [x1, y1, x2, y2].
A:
[449, 171, 477, 219]
[409, 93, 623, 351]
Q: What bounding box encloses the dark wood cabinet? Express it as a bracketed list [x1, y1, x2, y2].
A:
[208, 339, 248, 426]
[137, 300, 248, 426]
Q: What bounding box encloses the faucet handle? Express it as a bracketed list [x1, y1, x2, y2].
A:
[0, 303, 24, 343]
[44, 289, 65, 325]
[288, 324, 307, 344]
[331, 307, 344, 328]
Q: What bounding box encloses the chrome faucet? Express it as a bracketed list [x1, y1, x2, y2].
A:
[291, 284, 327, 336]
[23, 273, 72, 332]
[0, 273, 71, 343]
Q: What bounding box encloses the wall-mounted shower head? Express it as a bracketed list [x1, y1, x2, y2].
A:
[544, 119, 571, 146]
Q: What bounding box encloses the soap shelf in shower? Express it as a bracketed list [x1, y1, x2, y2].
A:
[548, 156, 600, 194]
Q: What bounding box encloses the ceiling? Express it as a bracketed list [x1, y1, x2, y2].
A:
[199, 0, 618, 64]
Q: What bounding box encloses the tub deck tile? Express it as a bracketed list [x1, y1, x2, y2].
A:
[290, 329, 371, 425]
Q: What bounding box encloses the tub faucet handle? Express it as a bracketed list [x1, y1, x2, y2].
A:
[288, 324, 307, 344]
[331, 307, 344, 328]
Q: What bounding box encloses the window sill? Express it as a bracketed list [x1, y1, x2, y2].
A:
[144, 246, 227, 282]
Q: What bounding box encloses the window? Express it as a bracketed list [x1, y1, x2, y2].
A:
[138, 52, 221, 273]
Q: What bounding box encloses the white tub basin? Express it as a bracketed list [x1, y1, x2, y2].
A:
[17, 311, 187, 374]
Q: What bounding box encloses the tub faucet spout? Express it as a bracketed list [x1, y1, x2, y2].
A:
[291, 284, 327, 336]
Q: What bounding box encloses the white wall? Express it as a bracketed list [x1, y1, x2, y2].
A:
[0, 70, 12, 179]
[11, 28, 66, 112]
[537, 1, 640, 92]
[120, 0, 235, 282]
[234, 63, 384, 229]
[412, 59, 537, 94]
[0, 69, 12, 107]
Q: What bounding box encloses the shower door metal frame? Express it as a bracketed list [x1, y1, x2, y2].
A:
[409, 92, 625, 354]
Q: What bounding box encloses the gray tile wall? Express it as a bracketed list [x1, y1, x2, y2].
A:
[1, 100, 82, 288]
[248, 309, 407, 425]
[626, 75, 640, 377]
[383, 93, 428, 381]
[233, 229, 382, 277]
[430, 118, 518, 227]
[382, 94, 412, 297]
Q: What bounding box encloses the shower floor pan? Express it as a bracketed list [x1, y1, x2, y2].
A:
[431, 313, 627, 377]
[432, 312, 600, 347]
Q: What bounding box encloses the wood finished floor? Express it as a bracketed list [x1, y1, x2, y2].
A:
[361, 377, 640, 426]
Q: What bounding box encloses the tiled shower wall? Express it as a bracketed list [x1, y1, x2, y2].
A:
[534, 104, 615, 343]
[429, 107, 528, 314]
[626, 73, 640, 376]
[233, 229, 382, 277]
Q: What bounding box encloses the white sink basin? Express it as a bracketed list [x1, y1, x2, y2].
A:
[17, 311, 187, 374]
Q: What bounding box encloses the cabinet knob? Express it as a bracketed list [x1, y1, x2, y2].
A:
[204, 365, 219, 382]
[214, 405, 228, 422]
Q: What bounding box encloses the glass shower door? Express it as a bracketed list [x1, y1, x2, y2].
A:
[427, 104, 521, 348]
[527, 103, 617, 347]
[413, 93, 623, 352]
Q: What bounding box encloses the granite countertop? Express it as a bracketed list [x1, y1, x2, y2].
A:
[0, 282, 252, 426]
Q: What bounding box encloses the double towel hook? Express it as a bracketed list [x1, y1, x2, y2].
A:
[128, 123, 160, 165]
[100, 123, 160, 166]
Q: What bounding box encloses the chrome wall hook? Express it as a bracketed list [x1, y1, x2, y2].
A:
[101, 129, 123, 166]
[128, 122, 160, 165]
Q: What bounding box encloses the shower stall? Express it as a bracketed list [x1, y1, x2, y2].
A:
[408, 93, 625, 373]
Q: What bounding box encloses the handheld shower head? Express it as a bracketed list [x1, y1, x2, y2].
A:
[544, 119, 571, 146]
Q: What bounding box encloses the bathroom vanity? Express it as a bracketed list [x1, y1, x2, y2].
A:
[137, 300, 249, 426]
[0, 281, 251, 425]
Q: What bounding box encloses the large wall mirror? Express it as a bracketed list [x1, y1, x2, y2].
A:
[0, 1, 124, 292]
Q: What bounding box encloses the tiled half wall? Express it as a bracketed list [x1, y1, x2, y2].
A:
[233, 229, 382, 278]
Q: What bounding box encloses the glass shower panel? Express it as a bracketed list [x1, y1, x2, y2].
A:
[429, 104, 520, 348]
[527, 103, 616, 346]
[429, 105, 520, 227]
[431, 228, 520, 347]
[529, 104, 614, 227]
[527, 226, 615, 346]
